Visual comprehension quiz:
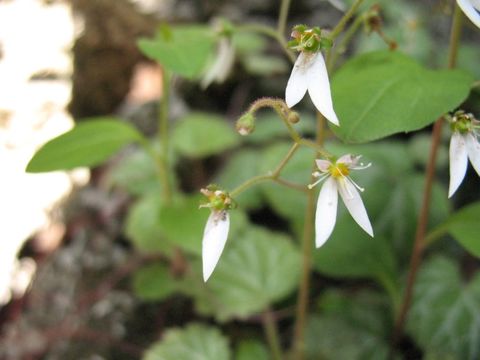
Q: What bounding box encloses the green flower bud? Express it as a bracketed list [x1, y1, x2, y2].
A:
[236, 112, 256, 136]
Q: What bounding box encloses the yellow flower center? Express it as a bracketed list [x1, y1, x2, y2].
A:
[329, 163, 350, 178]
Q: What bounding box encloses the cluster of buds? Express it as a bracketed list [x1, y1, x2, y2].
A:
[448, 110, 480, 197]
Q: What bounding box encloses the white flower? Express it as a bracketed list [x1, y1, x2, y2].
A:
[448, 113, 480, 197]
[285, 51, 339, 126]
[202, 210, 230, 281]
[308, 154, 374, 247]
[457, 0, 480, 28]
[201, 37, 235, 89]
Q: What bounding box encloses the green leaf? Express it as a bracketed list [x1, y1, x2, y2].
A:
[235, 340, 269, 360]
[215, 149, 263, 209]
[407, 256, 480, 360]
[138, 26, 215, 79]
[331, 51, 473, 143]
[171, 112, 240, 157]
[143, 323, 231, 360]
[306, 290, 394, 360]
[125, 195, 172, 254]
[108, 147, 160, 195]
[187, 226, 301, 321]
[26, 118, 143, 172]
[241, 54, 288, 76]
[437, 202, 480, 257]
[312, 216, 398, 296]
[132, 263, 177, 301]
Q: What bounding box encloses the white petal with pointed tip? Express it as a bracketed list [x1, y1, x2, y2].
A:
[457, 0, 480, 28]
[285, 53, 309, 108]
[448, 132, 469, 198]
[315, 177, 338, 248]
[202, 211, 230, 282]
[466, 133, 480, 176]
[307, 53, 340, 125]
[337, 179, 374, 237]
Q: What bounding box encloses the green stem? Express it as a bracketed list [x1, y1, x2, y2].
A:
[158, 69, 173, 203]
[277, 0, 292, 37]
[327, 13, 364, 71]
[329, 0, 365, 40]
[391, 3, 463, 348]
[262, 308, 283, 360]
[230, 143, 300, 197]
[237, 24, 296, 63]
[292, 113, 327, 360]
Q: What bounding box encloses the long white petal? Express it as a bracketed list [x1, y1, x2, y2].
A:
[306, 53, 340, 125]
[285, 53, 309, 108]
[202, 211, 230, 281]
[338, 178, 374, 237]
[448, 132, 469, 198]
[466, 133, 480, 176]
[457, 0, 480, 28]
[315, 177, 338, 248]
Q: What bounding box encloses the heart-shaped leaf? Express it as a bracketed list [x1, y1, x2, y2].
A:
[331, 51, 473, 143]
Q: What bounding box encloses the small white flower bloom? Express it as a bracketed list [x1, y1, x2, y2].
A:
[448, 112, 480, 197]
[457, 0, 480, 28]
[201, 37, 235, 89]
[200, 186, 234, 281]
[308, 154, 374, 247]
[286, 51, 339, 126]
[202, 210, 230, 281]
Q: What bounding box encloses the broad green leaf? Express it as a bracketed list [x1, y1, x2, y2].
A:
[125, 195, 172, 254]
[312, 216, 398, 296]
[132, 263, 177, 301]
[231, 31, 267, 55]
[331, 51, 473, 143]
[143, 323, 230, 360]
[306, 290, 394, 360]
[171, 112, 240, 157]
[138, 26, 215, 79]
[241, 54, 288, 76]
[235, 340, 269, 360]
[187, 226, 301, 321]
[407, 256, 480, 360]
[158, 195, 249, 256]
[108, 148, 160, 195]
[215, 149, 263, 209]
[437, 202, 480, 257]
[26, 118, 143, 172]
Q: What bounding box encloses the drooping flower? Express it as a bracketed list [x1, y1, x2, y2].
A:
[285, 25, 339, 125]
[201, 37, 235, 89]
[448, 111, 480, 198]
[199, 186, 235, 281]
[457, 0, 480, 28]
[308, 154, 374, 247]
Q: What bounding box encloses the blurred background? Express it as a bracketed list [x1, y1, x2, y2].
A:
[1, 0, 480, 359]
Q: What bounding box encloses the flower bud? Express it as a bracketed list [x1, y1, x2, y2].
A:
[287, 111, 300, 124]
[236, 112, 256, 136]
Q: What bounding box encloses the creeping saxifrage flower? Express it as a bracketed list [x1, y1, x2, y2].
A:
[199, 186, 235, 281]
[308, 154, 374, 247]
[448, 111, 480, 197]
[285, 25, 339, 126]
[457, 0, 480, 28]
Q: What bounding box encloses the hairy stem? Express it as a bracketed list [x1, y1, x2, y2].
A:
[278, 0, 292, 37]
[391, 3, 462, 347]
[158, 69, 173, 203]
[292, 113, 326, 360]
[329, 0, 365, 40]
[262, 308, 284, 360]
